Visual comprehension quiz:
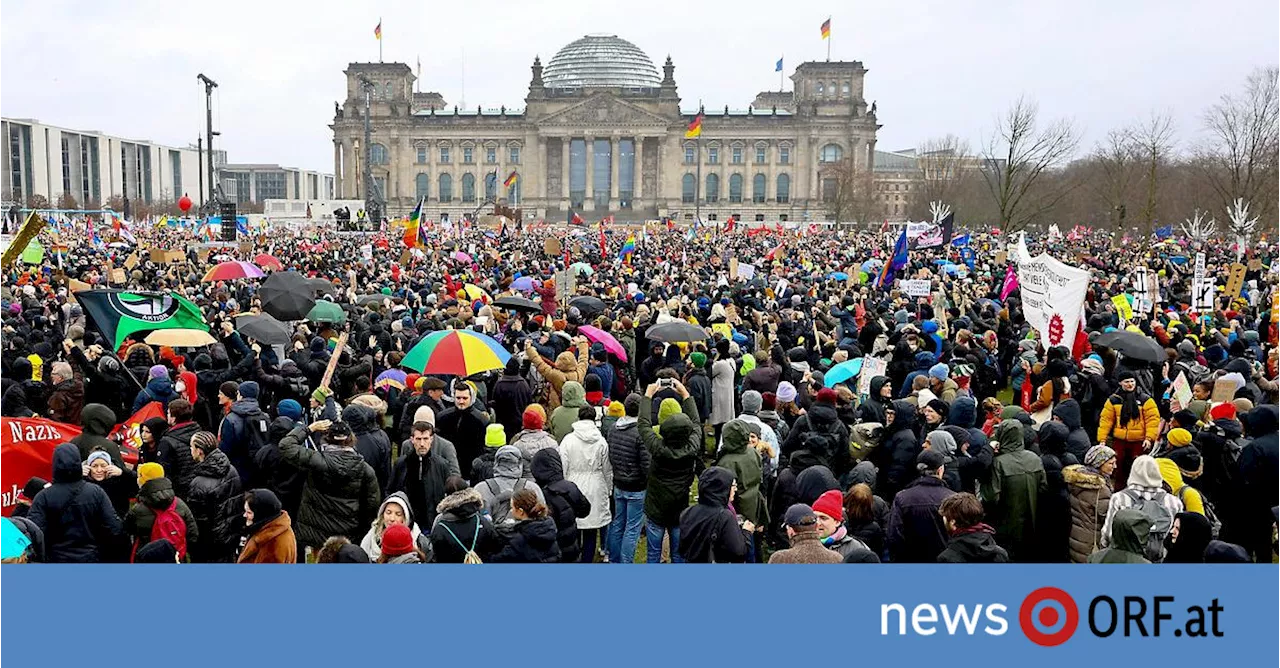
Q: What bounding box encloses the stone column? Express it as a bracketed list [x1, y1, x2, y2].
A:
[536, 136, 547, 204]
[561, 138, 570, 201]
[610, 135, 620, 202]
[634, 137, 644, 201]
[584, 135, 595, 210]
[334, 140, 344, 198]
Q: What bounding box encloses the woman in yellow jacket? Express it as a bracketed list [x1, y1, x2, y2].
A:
[1097, 370, 1160, 490]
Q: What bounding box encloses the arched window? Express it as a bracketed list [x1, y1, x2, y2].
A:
[461, 173, 476, 203]
[370, 143, 389, 165]
[828, 82, 837, 97]
[729, 173, 743, 203]
[776, 173, 790, 203]
[819, 143, 844, 163]
[415, 173, 429, 201]
[484, 172, 498, 200]
[705, 173, 720, 202]
[437, 173, 453, 202]
[682, 173, 696, 204]
[752, 173, 767, 203]
[816, 82, 824, 96]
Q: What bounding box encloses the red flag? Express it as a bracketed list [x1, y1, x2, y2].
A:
[598, 227, 608, 256]
[2, 417, 82, 515]
[725, 216, 736, 233]
[109, 402, 163, 459]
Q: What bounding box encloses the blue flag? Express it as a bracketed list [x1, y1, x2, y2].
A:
[1154, 224, 1173, 239]
[960, 246, 976, 271]
[951, 233, 971, 247]
[775, 57, 783, 72]
[876, 228, 909, 289]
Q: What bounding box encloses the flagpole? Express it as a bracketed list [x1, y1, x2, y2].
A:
[379, 17, 383, 62]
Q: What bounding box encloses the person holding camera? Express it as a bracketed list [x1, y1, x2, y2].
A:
[278, 419, 381, 561]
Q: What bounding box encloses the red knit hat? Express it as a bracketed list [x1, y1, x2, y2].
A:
[1209, 402, 1237, 421]
[522, 407, 545, 431]
[815, 388, 838, 406]
[380, 523, 415, 557]
[812, 489, 844, 522]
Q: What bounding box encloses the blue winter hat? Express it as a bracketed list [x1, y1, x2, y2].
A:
[277, 399, 303, 421]
[238, 381, 260, 400]
[633, 292, 645, 303]
[929, 363, 949, 381]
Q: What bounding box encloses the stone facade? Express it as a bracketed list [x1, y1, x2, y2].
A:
[330, 37, 880, 223]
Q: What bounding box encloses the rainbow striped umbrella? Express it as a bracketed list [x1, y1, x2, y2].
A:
[202, 261, 264, 282]
[401, 330, 511, 376]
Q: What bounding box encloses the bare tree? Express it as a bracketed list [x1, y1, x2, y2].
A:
[1131, 112, 1177, 235]
[981, 96, 1080, 235]
[916, 134, 971, 208]
[1091, 128, 1138, 230]
[821, 159, 880, 228]
[56, 192, 79, 210]
[1197, 66, 1280, 222]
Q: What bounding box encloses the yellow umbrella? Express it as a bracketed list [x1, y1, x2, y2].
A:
[145, 329, 217, 347]
[458, 283, 491, 302]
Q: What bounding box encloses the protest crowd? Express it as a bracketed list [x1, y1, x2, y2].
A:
[2, 212, 1277, 565]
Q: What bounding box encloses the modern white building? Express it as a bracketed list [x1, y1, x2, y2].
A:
[220, 164, 335, 204]
[2, 117, 212, 208]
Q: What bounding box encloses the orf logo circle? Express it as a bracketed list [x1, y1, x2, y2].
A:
[1019, 587, 1079, 647]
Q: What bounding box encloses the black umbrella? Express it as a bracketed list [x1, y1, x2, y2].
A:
[1092, 330, 1164, 364]
[309, 277, 337, 295]
[569, 295, 606, 316]
[356, 294, 392, 307]
[493, 296, 541, 313]
[235, 313, 294, 346]
[646, 320, 708, 343]
[259, 271, 317, 321]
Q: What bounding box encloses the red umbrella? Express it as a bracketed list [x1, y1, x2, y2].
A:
[254, 254, 284, 271]
[578, 325, 628, 362]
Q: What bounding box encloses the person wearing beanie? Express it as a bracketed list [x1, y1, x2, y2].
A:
[277, 420, 380, 558]
[683, 350, 714, 433]
[238, 489, 297, 564]
[732, 390, 781, 468]
[83, 447, 138, 521]
[132, 362, 178, 414]
[779, 381, 851, 477]
[1097, 369, 1160, 489]
[812, 488, 874, 561]
[125, 459, 199, 561]
[511, 407, 559, 476]
[134, 538, 180, 564]
[10, 477, 50, 519]
[492, 356, 533, 442]
[768, 503, 843, 564]
[1208, 402, 1237, 422]
[276, 399, 304, 422]
[605, 393, 648, 564]
[928, 362, 959, 404]
[601, 400, 625, 436]
[1101, 455, 1183, 560]
[375, 523, 423, 563]
[678, 466, 753, 563]
[921, 398, 950, 432]
[186, 430, 244, 563]
[217, 379, 269, 489]
[885, 449, 956, 563]
[1063, 445, 1116, 563]
[138, 416, 170, 466]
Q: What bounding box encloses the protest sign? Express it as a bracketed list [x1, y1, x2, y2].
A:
[858, 357, 887, 399]
[737, 262, 756, 281]
[1111, 294, 1133, 322]
[544, 237, 561, 257]
[1015, 244, 1089, 348]
[1170, 372, 1193, 409]
[1192, 253, 1214, 311]
[901, 279, 931, 298]
[1225, 263, 1247, 299]
[1210, 378, 1237, 404]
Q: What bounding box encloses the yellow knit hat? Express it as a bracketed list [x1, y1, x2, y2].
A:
[137, 462, 165, 486]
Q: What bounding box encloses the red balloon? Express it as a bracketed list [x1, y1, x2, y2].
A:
[178, 194, 192, 213]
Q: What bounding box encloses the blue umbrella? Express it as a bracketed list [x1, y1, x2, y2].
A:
[828, 271, 849, 281]
[824, 358, 864, 388]
[512, 276, 537, 291]
[941, 263, 960, 275]
[861, 259, 883, 273]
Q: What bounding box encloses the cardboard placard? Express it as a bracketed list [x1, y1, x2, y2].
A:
[1248, 258, 1262, 271]
[858, 357, 888, 398]
[123, 253, 139, 270]
[1210, 378, 1237, 404]
[399, 250, 411, 265]
[544, 237, 561, 257]
[110, 268, 126, 284]
[737, 262, 756, 281]
[994, 250, 1007, 266]
[729, 258, 739, 280]
[1225, 263, 1247, 299]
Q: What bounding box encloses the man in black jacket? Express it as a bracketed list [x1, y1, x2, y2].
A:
[279, 419, 380, 558]
[434, 384, 489, 480]
[886, 450, 955, 563]
[186, 431, 243, 563]
[28, 443, 122, 563]
[389, 421, 450, 529]
[343, 403, 392, 493]
[678, 466, 752, 563]
[605, 393, 649, 564]
[530, 447, 591, 562]
[158, 398, 199, 499]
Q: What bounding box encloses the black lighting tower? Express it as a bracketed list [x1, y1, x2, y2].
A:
[357, 75, 384, 228]
[197, 73, 220, 213]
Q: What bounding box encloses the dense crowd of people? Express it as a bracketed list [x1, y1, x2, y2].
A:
[2, 216, 1276, 564]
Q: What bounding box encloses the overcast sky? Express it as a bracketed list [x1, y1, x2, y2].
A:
[3, 0, 1275, 173]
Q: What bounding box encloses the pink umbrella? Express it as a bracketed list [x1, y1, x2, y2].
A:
[578, 324, 627, 362]
[453, 251, 473, 263]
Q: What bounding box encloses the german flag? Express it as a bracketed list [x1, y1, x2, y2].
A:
[374, 20, 382, 39]
[503, 170, 518, 188]
[820, 17, 831, 39]
[685, 114, 703, 139]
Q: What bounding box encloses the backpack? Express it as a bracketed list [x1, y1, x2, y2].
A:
[1175, 361, 1209, 388]
[801, 429, 840, 463]
[241, 409, 271, 458]
[135, 499, 187, 561]
[1118, 488, 1174, 563]
[1177, 486, 1222, 539]
[285, 373, 310, 401]
[485, 477, 528, 526]
[441, 516, 484, 564]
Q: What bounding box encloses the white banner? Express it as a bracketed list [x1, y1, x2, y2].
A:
[1192, 252, 1214, 311]
[1015, 244, 1090, 349]
[900, 279, 932, 297]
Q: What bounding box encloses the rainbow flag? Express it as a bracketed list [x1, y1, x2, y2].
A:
[404, 198, 424, 247]
[503, 170, 518, 188]
[876, 228, 908, 289]
[620, 234, 637, 264]
[685, 114, 703, 139]
[821, 17, 831, 39]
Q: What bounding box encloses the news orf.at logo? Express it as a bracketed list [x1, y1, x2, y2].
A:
[881, 588, 1224, 645]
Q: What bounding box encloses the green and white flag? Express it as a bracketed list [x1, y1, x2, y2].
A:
[74, 290, 208, 348]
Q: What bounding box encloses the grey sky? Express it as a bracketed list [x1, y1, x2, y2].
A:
[3, 0, 1275, 173]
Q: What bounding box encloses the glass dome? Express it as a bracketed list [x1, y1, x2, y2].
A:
[542, 34, 662, 89]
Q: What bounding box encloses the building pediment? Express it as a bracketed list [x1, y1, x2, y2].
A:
[536, 93, 672, 130]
